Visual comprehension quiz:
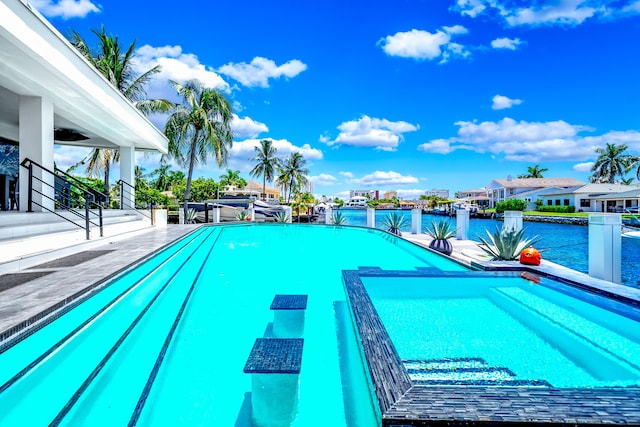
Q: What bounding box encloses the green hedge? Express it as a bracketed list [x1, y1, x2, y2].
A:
[537, 205, 576, 213]
[495, 199, 528, 213]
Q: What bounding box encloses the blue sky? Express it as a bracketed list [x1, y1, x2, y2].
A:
[38, 0, 640, 200]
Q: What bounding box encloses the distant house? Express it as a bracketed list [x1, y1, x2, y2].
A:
[383, 190, 397, 200]
[223, 181, 280, 203]
[540, 183, 631, 212]
[456, 188, 490, 208]
[487, 176, 586, 210]
[591, 187, 640, 213]
[424, 189, 450, 199]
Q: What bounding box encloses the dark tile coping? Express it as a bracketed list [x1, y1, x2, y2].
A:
[243, 338, 304, 374]
[342, 266, 640, 426]
[270, 294, 308, 310]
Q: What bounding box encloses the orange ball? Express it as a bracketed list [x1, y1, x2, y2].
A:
[520, 246, 541, 266]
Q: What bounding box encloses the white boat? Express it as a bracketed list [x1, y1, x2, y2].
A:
[622, 230, 640, 239]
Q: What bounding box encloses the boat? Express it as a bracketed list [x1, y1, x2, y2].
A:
[182, 199, 286, 222]
[341, 196, 368, 209]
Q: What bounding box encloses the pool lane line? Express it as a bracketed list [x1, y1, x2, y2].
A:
[128, 228, 224, 426]
[0, 227, 211, 395]
[48, 227, 218, 426]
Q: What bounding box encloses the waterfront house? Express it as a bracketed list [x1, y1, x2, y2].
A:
[591, 187, 640, 213]
[487, 176, 586, 209]
[349, 189, 379, 200]
[540, 183, 632, 212]
[223, 181, 280, 203]
[455, 188, 490, 208]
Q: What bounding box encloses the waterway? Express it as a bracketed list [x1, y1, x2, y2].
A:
[336, 209, 640, 288]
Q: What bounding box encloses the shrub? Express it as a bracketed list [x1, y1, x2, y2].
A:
[495, 199, 528, 213]
[330, 211, 348, 225]
[381, 212, 407, 236]
[537, 206, 576, 213]
[424, 220, 456, 240]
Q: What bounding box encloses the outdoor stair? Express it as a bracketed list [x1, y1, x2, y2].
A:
[402, 357, 551, 387]
[0, 210, 154, 273]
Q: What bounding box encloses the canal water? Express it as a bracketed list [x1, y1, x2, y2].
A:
[336, 209, 640, 288]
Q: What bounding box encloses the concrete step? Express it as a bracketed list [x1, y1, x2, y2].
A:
[0, 212, 155, 274]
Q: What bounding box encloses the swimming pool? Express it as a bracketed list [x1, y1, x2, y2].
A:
[343, 267, 640, 425]
[0, 224, 465, 426]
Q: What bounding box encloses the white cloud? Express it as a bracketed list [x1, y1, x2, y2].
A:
[227, 138, 323, 172]
[572, 162, 595, 172]
[232, 115, 268, 139]
[379, 27, 470, 63]
[310, 174, 337, 186]
[218, 57, 307, 88]
[491, 37, 523, 50]
[327, 115, 419, 151]
[133, 44, 230, 108]
[454, 0, 606, 27]
[53, 145, 91, 172]
[349, 171, 419, 187]
[340, 171, 354, 179]
[622, 1, 640, 14]
[492, 94, 523, 110]
[454, 0, 487, 17]
[31, 0, 100, 19]
[419, 117, 640, 162]
[417, 139, 454, 154]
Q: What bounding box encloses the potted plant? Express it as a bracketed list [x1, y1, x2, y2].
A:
[274, 211, 291, 223]
[477, 227, 539, 260]
[424, 220, 456, 255]
[381, 212, 407, 236]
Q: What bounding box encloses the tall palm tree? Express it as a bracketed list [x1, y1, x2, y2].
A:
[276, 152, 309, 203]
[518, 164, 548, 179]
[590, 143, 634, 184]
[250, 139, 279, 201]
[71, 26, 172, 206]
[164, 79, 234, 220]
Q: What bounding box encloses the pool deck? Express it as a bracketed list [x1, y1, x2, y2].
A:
[0, 224, 199, 342]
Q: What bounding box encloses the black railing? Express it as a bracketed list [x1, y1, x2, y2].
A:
[20, 158, 103, 240]
[117, 180, 155, 226]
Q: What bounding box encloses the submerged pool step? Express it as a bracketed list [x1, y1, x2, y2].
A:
[403, 357, 552, 387]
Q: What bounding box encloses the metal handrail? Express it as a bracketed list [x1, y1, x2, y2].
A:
[20, 158, 103, 239]
[117, 179, 155, 226]
[54, 165, 109, 207]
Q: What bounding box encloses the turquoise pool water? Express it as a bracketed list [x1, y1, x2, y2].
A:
[364, 275, 640, 388]
[0, 224, 465, 426]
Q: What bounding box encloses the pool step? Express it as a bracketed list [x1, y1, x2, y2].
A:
[402, 358, 551, 387]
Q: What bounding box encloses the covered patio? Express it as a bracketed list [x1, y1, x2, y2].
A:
[0, 0, 167, 213]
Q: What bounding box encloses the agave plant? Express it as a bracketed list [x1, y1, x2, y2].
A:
[477, 227, 539, 261]
[381, 212, 407, 236]
[186, 208, 198, 224]
[235, 209, 250, 221]
[424, 220, 456, 240]
[274, 210, 291, 223]
[330, 211, 348, 225]
[424, 220, 456, 255]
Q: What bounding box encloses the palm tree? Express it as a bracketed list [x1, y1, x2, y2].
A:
[250, 139, 280, 201]
[149, 163, 172, 191]
[71, 26, 172, 206]
[276, 152, 309, 203]
[590, 143, 634, 184]
[164, 79, 234, 220]
[518, 164, 548, 179]
[219, 169, 243, 188]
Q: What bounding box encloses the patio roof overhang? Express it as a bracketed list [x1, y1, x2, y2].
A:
[0, 0, 168, 153]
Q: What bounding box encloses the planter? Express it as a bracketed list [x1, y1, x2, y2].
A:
[388, 228, 402, 236]
[429, 239, 452, 256]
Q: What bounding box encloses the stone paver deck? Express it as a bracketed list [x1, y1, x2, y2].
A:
[0, 224, 200, 341]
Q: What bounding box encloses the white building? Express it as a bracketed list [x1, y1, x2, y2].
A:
[487, 176, 586, 210]
[540, 183, 632, 212]
[0, 0, 167, 212]
[349, 189, 379, 200]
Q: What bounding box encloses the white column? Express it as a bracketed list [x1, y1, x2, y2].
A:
[411, 208, 422, 234]
[588, 214, 621, 284]
[456, 209, 469, 240]
[19, 96, 54, 212]
[213, 207, 221, 223]
[503, 211, 523, 232]
[367, 208, 376, 228]
[283, 206, 293, 223]
[325, 207, 332, 224]
[249, 204, 255, 221]
[119, 146, 135, 209]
